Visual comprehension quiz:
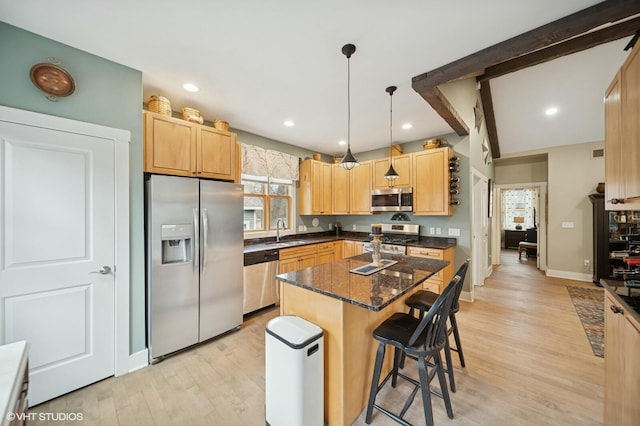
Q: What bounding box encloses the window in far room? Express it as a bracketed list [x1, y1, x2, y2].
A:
[501, 188, 538, 230]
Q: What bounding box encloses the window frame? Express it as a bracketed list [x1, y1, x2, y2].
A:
[242, 174, 296, 239]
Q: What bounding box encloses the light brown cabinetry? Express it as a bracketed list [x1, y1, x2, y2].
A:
[412, 147, 454, 216]
[605, 45, 640, 210]
[372, 154, 412, 189]
[332, 165, 350, 214]
[332, 241, 343, 261]
[331, 161, 372, 215]
[342, 240, 364, 259]
[316, 241, 335, 265]
[349, 161, 372, 214]
[144, 111, 238, 181]
[604, 292, 640, 425]
[279, 245, 318, 273]
[406, 246, 455, 293]
[299, 160, 333, 215]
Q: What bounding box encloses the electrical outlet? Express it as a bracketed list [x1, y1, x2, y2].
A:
[298, 225, 305, 232]
[429, 227, 435, 234]
[448, 228, 461, 236]
[584, 259, 590, 267]
[435, 227, 442, 235]
[329, 223, 333, 230]
[352, 224, 357, 231]
[562, 221, 575, 229]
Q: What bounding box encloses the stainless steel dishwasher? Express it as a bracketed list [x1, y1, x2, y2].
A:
[243, 249, 280, 315]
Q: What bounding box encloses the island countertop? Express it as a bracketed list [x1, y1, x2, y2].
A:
[276, 253, 449, 311]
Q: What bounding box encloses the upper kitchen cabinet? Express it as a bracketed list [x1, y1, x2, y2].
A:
[372, 154, 412, 189]
[350, 160, 372, 214]
[144, 111, 238, 182]
[332, 165, 350, 215]
[605, 45, 640, 210]
[299, 159, 332, 215]
[413, 147, 454, 216]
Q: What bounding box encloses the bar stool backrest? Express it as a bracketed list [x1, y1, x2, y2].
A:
[407, 275, 460, 352]
[451, 260, 470, 312]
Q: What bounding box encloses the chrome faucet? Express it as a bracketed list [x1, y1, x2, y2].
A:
[276, 218, 285, 242]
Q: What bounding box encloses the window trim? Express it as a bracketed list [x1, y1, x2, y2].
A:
[242, 174, 296, 239]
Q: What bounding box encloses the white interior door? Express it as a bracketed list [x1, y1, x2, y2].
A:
[472, 172, 489, 288]
[0, 119, 115, 406]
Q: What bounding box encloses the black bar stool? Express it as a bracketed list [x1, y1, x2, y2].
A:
[404, 259, 470, 393]
[365, 274, 461, 426]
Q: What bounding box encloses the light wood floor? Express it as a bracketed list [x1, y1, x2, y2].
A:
[31, 250, 604, 425]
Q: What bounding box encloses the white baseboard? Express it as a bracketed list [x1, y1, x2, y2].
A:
[128, 349, 149, 373]
[460, 290, 473, 303]
[545, 269, 592, 282]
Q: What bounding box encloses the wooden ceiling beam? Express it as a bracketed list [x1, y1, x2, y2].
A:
[479, 81, 500, 159]
[412, 1, 640, 90]
[417, 86, 469, 136]
[479, 16, 640, 82]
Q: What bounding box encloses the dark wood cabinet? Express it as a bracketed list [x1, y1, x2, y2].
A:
[504, 230, 525, 249]
[589, 193, 609, 283]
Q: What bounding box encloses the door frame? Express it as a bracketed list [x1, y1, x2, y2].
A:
[0, 105, 130, 377]
[491, 182, 547, 272]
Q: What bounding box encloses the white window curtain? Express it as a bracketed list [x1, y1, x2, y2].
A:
[241, 143, 299, 181]
[501, 188, 538, 230]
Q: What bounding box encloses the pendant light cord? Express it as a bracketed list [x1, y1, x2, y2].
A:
[347, 54, 351, 151]
[389, 89, 393, 166]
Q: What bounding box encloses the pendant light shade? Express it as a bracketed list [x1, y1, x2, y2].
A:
[384, 85, 399, 181]
[340, 43, 359, 170]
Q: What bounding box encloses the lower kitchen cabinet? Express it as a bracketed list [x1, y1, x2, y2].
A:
[279, 245, 317, 273]
[604, 292, 640, 425]
[406, 246, 455, 293]
[316, 242, 335, 265]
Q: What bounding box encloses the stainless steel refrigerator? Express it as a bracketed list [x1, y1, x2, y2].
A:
[146, 174, 243, 362]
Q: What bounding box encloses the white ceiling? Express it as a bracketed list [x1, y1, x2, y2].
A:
[1, 0, 632, 157]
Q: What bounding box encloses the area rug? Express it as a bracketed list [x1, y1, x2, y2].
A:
[566, 286, 604, 358]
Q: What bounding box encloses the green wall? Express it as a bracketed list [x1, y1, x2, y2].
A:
[0, 22, 146, 354]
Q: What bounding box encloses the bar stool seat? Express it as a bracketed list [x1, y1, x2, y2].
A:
[404, 260, 470, 393]
[365, 275, 461, 426]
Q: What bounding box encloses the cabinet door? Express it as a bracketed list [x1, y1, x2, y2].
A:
[373, 154, 412, 189]
[605, 72, 624, 210]
[300, 253, 317, 269]
[332, 241, 343, 261]
[350, 161, 372, 214]
[308, 161, 332, 214]
[343, 240, 355, 258]
[144, 112, 196, 176]
[623, 314, 640, 424]
[198, 127, 236, 181]
[620, 46, 640, 208]
[332, 165, 350, 214]
[604, 294, 626, 425]
[413, 148, 453, 215]
[278, 258, 299, 274]
[354, 241, 365, 255]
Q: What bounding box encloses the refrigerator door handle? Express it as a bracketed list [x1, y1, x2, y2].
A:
[193, 207, 199, 273]
[202, 207, 209, 277]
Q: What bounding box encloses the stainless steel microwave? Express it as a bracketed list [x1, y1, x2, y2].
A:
[371, 188, 413, 212]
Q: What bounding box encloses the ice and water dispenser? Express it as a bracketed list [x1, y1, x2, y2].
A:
[161, 224, 193, 264]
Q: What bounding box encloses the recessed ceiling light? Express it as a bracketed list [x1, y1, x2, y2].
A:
[402, 123, 413, 130]
[338, 140, 347, 146]
[545, 106, 558, 116]
[283, 120, 295, 127]
[183, 83, 199, 92]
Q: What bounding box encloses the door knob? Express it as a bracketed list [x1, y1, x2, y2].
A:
[89, 266, 112, 275]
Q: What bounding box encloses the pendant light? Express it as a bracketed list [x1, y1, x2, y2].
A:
[340, 43, 359, 170]
[384, 85, 399, 182]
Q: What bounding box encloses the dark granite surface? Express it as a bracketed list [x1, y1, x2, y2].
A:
[601, 279, 640, 324]
[276, 253, 449, 312]
[244, 231, 456, 253]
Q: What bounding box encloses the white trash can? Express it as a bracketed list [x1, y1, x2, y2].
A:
[265, 315, 324, 426]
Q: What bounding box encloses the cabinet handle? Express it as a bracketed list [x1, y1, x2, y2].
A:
[610, 305, 624, 314]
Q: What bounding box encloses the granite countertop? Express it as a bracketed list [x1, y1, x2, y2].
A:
[601, 279, 640, 324]
[276, 253, 449, 311]
[244, 231, 456, 253]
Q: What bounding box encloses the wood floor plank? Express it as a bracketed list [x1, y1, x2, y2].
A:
[30, 250, 604, 425]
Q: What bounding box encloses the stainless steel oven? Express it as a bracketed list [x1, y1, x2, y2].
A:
[363, 223, 420, 255]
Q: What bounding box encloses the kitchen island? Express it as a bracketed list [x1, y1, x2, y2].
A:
[276, 253, 449, 426]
